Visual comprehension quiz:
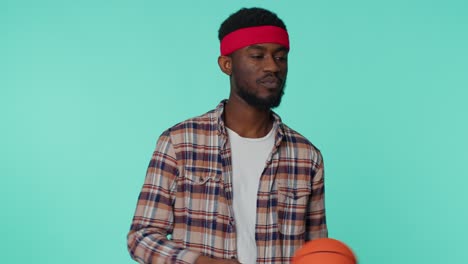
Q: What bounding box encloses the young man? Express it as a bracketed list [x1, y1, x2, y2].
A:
[128, 7, 327, 264]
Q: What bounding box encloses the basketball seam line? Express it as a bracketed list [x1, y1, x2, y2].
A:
[297, 250, 355, 261]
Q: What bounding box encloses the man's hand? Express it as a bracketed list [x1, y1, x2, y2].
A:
[194, 256, 242, 264]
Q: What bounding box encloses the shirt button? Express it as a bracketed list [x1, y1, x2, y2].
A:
[199, 177, 204, 182]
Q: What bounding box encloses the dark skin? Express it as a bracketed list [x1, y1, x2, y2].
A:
[218, 43, 288, 138]
[194, 43, 288, 264]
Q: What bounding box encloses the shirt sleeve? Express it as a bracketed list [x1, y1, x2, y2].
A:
[306, 152, 328, 240]
[127, 130, 200, 264]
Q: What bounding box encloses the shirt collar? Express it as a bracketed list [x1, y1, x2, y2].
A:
[214, 99, 285, 142]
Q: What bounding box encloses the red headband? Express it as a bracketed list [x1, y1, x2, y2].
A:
[220, 25, 290, 55]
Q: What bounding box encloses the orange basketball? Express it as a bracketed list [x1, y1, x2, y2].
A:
[292, 238, 357, 264]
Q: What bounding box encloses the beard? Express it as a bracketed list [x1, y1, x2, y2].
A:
[236, 80, 286, 111]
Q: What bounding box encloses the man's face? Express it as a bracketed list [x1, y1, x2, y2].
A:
[230, 43, 288, 110]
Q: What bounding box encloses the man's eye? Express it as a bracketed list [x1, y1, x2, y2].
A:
[275, 56, 287, 61]
[250, 55, 264, 59]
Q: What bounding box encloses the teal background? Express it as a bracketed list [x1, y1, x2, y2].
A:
[2, 0, 467, 263]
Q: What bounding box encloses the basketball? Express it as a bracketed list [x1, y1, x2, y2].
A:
[292, 238, 357, 264]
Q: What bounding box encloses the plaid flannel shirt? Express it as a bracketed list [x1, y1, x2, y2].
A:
[128, 100, 327, 264]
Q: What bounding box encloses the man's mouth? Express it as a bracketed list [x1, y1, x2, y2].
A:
[258, 76, 281, 89]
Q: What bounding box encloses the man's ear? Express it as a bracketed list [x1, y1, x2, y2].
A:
[218, 55, 232, 76]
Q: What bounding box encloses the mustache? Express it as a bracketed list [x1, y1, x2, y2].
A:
[257, 74, 284, 84]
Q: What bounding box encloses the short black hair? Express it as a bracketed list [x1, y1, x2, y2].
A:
[218, 7, 287, 41]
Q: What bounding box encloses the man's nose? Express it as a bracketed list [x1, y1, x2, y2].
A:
[263, 55, 280, 73]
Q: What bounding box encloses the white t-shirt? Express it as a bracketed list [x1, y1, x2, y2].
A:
[227, 127, 276, 264]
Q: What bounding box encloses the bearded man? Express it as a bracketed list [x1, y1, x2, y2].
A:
[128, 7, 328, 264]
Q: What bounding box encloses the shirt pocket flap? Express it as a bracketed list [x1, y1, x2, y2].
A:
[183, 166, 221, 185]
[278, 184, 311, 200]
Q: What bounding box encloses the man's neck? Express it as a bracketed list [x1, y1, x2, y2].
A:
[224, 96, 273, 138]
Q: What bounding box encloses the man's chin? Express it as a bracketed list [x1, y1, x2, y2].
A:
[236, 86, 284, 110]
[246, 96, 282, 110]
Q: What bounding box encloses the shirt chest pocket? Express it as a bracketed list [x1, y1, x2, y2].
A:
[277, 184, 311, 235]
[180, 166, 223, 212]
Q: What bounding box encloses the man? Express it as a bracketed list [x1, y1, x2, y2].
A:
[128, 7, 327, 264]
